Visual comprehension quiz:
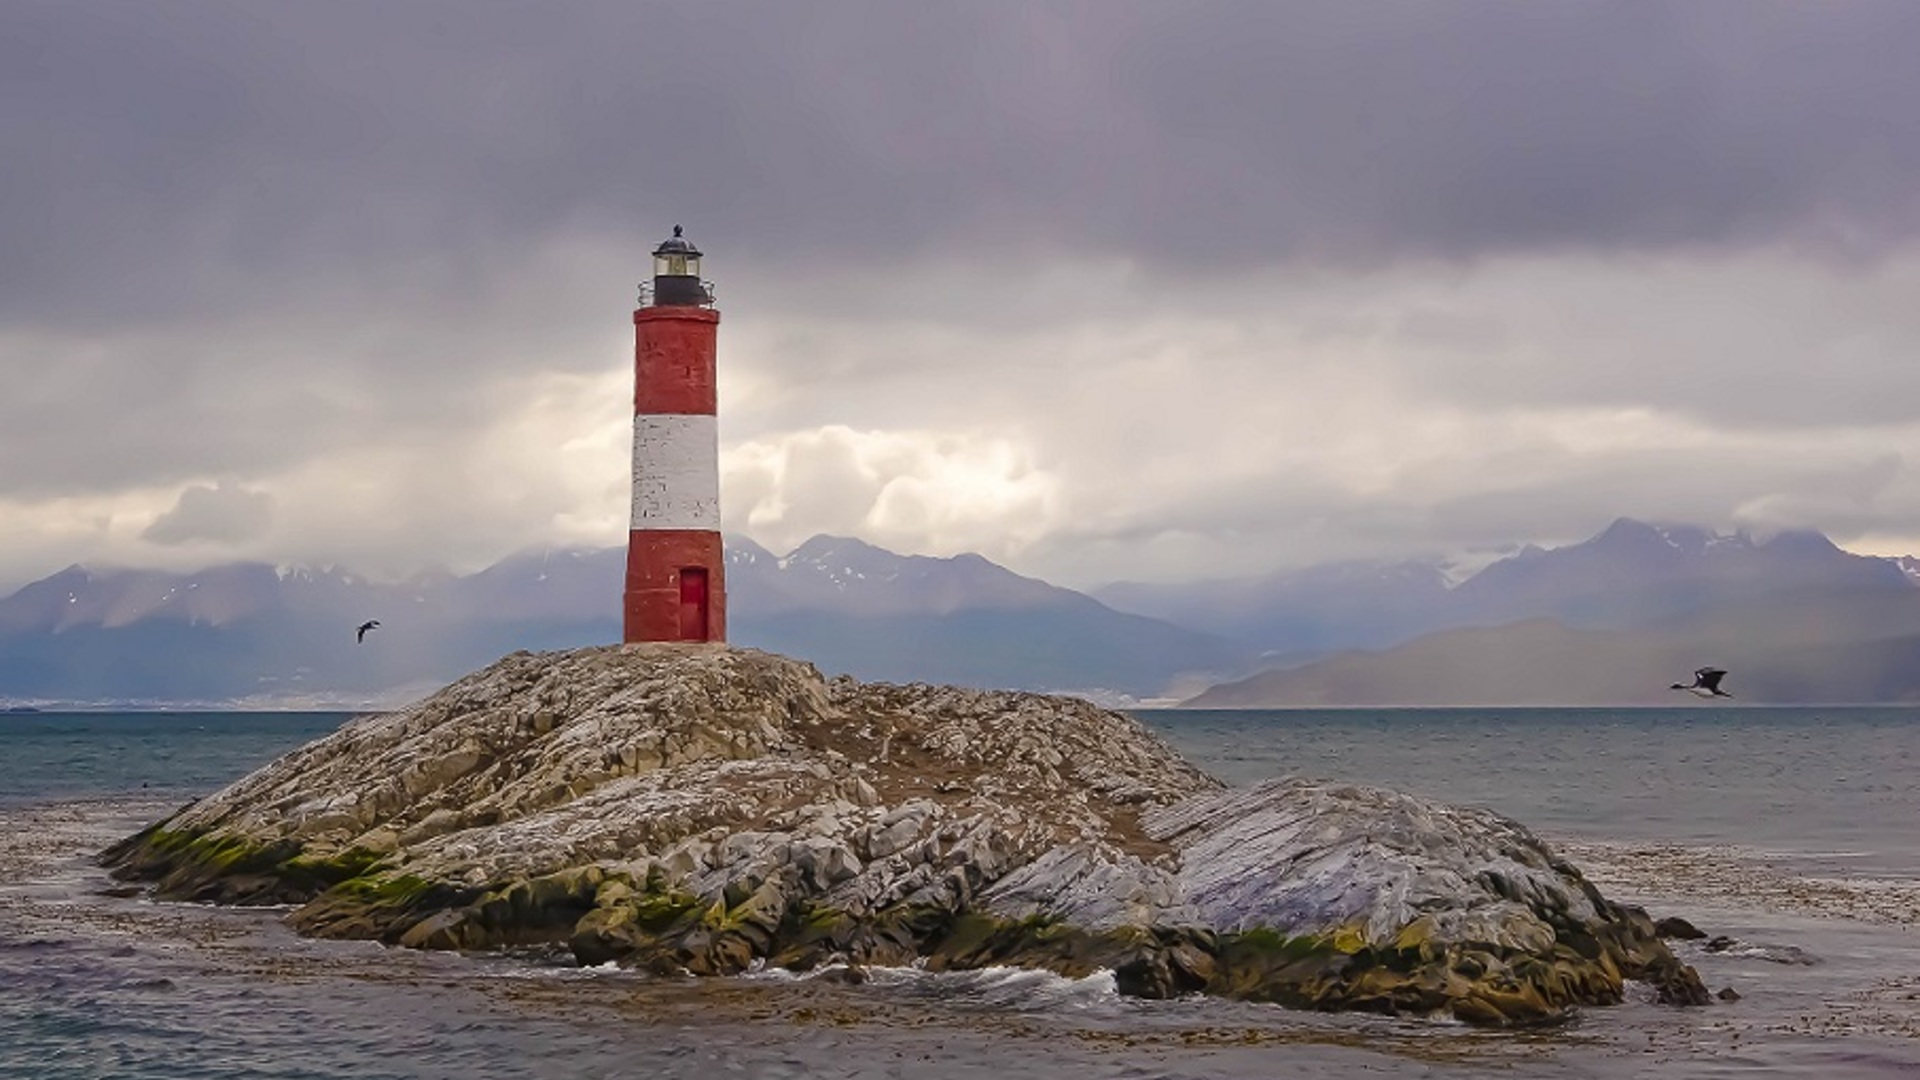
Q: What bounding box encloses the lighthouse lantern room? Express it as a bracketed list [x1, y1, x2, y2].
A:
[624, 225, 726, 643]
[649, 225, 709, 306]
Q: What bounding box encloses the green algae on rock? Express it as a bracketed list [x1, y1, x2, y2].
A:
[101, 643, 1707, 1025]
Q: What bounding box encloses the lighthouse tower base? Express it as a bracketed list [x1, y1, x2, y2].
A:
[624, 530, 726, 642]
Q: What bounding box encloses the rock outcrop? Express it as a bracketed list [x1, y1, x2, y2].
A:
[102, 644, 1706, 1024]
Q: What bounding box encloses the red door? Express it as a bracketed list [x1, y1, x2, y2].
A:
[677, 568, 709, 641]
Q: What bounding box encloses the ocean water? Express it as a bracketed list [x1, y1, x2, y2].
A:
[5, 706, 1920, 1078]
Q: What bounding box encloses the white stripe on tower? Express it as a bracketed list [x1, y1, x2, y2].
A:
[630, 414, 720, 530]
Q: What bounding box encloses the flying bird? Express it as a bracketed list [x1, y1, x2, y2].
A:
[356, 620, 380, 643]
[1671, 667, 1731, 698]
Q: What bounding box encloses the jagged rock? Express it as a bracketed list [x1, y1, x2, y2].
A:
[1655, 915, 1707, 940]
[100, 644, 1705, 1025]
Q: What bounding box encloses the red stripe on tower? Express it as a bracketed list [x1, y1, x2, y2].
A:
[624, 226, 727, 643]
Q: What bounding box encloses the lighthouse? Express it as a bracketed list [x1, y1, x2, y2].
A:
[624, 226, 726, 643]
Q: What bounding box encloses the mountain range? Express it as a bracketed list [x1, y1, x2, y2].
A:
[0, 535, 1240, 708]
[1165, 519, 1920, 706]
[6, 518, 1920, 707]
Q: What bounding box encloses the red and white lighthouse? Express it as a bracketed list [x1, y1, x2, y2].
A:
[623, 225, 726, 643]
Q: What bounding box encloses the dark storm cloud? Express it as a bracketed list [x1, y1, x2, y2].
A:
[7, 1, 1920, 591]
[6, 1, 1919, 331]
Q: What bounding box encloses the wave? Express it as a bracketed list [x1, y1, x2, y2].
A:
[1551, 837, 1920, 926]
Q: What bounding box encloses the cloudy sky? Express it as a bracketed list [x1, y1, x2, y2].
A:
[5, 2, 1920, 593]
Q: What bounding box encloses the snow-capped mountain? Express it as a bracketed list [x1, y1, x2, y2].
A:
[1100, 517, 1917, 663]
[0, 538, 1239, 706]
[8, 518, 1920, 708]
[1182, 518, 1920, 706]
[1446, 518, 1906, 627]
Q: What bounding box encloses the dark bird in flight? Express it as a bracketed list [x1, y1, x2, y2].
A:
[1671, 667, 1731, 698]
[356, 620, 380, 643]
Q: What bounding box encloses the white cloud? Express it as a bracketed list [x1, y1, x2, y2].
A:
[712, 250, 1920, 585]
[723, 425, 1062, 563]
[9, 245, 1920, 593]
[141, 481, 276, 546]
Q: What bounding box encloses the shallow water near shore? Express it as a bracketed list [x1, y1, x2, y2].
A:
[4, 707, 1920, 1077]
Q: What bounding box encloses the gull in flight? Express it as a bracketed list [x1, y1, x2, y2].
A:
[1670, 667, 1731, 698]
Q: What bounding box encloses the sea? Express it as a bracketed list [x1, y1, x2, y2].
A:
[5, 706, 1920, 1079]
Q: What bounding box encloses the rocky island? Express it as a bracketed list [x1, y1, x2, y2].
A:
[103, 644, 1707, 1025]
